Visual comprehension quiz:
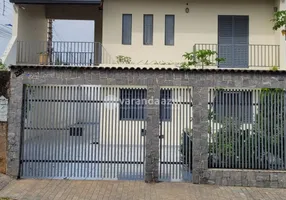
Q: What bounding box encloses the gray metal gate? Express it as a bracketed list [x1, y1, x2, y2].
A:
[159, 87, 193, 182]
[20, 85, 146, 180]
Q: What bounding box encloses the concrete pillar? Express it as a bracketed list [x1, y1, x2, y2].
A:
[7, 74, 24, 178]
[94, 14, 103, 43]
[145, 85, 160, 183]
[192, 86, 209, 184]
[94, 13, 103, 64]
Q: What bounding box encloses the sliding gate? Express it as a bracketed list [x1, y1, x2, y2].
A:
[159, 87, 193, 182]
[20, 85, 146, 180]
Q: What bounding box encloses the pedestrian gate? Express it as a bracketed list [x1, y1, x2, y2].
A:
[159, 87, 193, 182]
[20, 85, 146, 180]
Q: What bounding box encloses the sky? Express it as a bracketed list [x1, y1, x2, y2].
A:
[0, 0, 94, 57]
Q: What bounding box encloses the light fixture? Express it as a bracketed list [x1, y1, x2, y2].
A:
[185, 3, 189, 13]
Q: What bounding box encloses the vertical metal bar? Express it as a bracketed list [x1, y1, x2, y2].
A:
[59, 86, 64, 178]
[39, 86, 45, 178]
[254, 89, 257, 169]
[173, 87, 177, 179]
[123, 88, 127, 179]
[258, 90, 261, 169]
[54, 86, 59, 178]
[178, 88, 182, 180]
[263, 89, 266, 169]
[131, 88, 135, 179]
[84, 86, 89, 178]
[107, 86, 113, 179]
[65, 86, 70, 178]
[66, 86, 71, 178]
[275, 90, 278, 170]
[89, 86, 94, 179]
[268, 91, 270, 169]
[261, 89, 264, 169]
[214, 89, 218, 168]
[210, 88, 213, 168]
[227, 89, 230, 168]
[182, 88, 186, 177]
[72, 86, 77, 178]
[29, 85, 35, 177]
[107, 86, 111, 179]
[96, 86, 100, 178]
[221, 89, 224, 168]
[160, 88, 163, 180]
[30, 85, 36, 177]
[230, 89, 233, 168]
[284, 90, 286, 170]
[81, 86, 86, 178]
[114, 86, 119, 179]
[280, 91, 283, 170]
[126, 88, 130, 179]
[46, 85, 52, 178]
[100, 87, 105, 178]
[75, 86, 80, 178]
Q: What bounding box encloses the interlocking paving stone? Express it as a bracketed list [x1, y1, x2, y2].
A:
[1, 179, 286, 200]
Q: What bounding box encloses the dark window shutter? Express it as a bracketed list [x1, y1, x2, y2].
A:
[165, 15, 175, 45]
[122, 14, 132, 45]
[143, 14, 153, 45]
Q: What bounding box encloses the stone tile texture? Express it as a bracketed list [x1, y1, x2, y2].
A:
[1, 179, 286, 200]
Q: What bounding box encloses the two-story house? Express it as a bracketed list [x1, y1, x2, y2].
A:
[4, 0, 286, 184]
[2, 0, 285, 69]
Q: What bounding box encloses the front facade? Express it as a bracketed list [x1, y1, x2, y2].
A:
[4, 0, 286, 187]
[2, 0, 286, 69]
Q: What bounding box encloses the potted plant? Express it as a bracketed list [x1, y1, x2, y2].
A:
[38, 52, 49, 65]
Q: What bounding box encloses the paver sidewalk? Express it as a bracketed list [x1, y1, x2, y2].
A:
[1, 179, 286, 200]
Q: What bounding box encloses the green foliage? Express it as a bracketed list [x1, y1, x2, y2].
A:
[181, 49, 225, 69]
[208, 88, 286, 169]
[272, 10, 286, 31]
[252, 88, 285, 165]
[209, 118, 253, 168]
[116, 55, 132, 64]
[270, 66, 279, 71]
[0, 60, 6, 70]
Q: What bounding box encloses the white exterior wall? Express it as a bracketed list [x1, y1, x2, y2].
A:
[2, 5, 48, 65]
[15, 5, 47, 41]
[102, 0, 282, 67]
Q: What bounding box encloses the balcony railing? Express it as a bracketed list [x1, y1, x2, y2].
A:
[17, 41, 114, 66]
[193, 44, 280, 68]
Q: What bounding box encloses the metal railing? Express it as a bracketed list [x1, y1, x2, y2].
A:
[208, 88, 286, 170]
[17, 41, 114, 66]
[194, 44, 280, 68]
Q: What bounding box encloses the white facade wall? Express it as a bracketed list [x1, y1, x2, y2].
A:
[102, 0, 284, 67]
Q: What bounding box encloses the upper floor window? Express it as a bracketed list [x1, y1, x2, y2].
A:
[165, 15, 175, 45]
[143, 14, 154, 45]
[122, 14, 132, 45]
[119, 88, 147, 120]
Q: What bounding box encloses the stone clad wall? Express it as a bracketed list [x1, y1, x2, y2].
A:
[7, 67, 286, 187]
[0, 71, 10, 174]
[207, 169, 286, 188]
